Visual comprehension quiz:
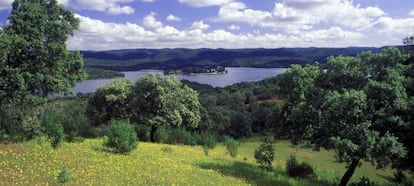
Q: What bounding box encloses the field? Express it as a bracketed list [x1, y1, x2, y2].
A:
[0, 138, 398, 185]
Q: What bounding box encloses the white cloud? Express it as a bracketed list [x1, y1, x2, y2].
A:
[409, 10, 414, 16]
[0, 0, 13, 10]
[67, 15, 372, 50]
[227, 25, 240, 30]
[166, 14, 182, 21]
[372, 17, 414, 35]
[72, 0, 135, 15]
[178, 0, 234, 7]
[216, 0, 385, 32]
[0, 0, 68, 9]
[141, 0, 156, 2]
[143, 12, 164, 29]
[191, 21, 210, 30]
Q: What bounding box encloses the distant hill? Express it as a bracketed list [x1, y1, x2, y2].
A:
[81, 47, 395, 71]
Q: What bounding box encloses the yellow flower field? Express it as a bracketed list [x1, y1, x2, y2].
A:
[0, 138, 399, 185]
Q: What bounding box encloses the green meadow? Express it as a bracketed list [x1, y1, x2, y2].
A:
[0, 138, 397, 185]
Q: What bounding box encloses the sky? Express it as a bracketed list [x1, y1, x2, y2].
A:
[0, 0, 414, 50]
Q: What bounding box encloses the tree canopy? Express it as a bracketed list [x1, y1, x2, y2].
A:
[0, 0, 85, 139]
[131, 74, 201, 142]
[278, 47, 411, 186]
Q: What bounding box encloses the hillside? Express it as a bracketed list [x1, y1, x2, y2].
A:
[0, 138, 396, 185]
[81, 47, 387, 71]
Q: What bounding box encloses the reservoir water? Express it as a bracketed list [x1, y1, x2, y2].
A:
[72, 67, 287, 93]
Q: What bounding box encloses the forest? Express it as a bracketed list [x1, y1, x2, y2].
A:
[0, 0, 414, 185]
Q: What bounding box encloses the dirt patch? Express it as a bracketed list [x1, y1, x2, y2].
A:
[296, 151, 315, 158]
[257, 97, 284, 104]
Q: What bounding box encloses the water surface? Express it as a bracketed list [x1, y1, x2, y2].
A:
[72, 67, 286, 93]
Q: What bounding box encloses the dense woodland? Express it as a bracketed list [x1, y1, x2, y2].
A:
[0, 0, 414, 185]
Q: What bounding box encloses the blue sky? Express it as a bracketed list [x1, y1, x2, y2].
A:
[1, 0, 414, 50]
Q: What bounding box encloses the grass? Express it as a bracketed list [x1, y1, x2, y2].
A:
[0, 138, 404, 185]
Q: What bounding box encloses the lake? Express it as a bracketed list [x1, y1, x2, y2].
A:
[72, 67, 287, 93]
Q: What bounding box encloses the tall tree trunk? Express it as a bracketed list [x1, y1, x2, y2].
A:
[150, 126, 157, 142]
[339, 159, 360, 186]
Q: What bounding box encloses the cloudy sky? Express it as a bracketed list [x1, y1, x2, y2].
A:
[0, 0, 414, 50]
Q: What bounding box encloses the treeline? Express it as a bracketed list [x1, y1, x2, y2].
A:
[83, 47, 385, 71]
[85, 67, 124, 80]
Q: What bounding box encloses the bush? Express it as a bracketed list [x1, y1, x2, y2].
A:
[254, 137, 275, 171]
[154, 126, 169, 143]
[105, 120, 137, 153]
[286, 155, 316, 179]
[224, 137, 240, 157]
[201, 133, 217, 149]
[57, 165, 70, 183]
[203, 145, 209, 156]
[349, 176, 377, 186]
[42, 109, 65, 148]
[135, 124, 151, 142]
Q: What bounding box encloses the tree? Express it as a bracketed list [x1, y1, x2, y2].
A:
[278, 48, 408, 186]
[86, 79, 134, 126]
[254, 137, 275, 171]
[105, 120, 137, 154]
[130, 74, 201, 142]
[0, 0, 85, 138]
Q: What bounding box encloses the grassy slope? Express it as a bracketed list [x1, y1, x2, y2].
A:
[0, 138, 396, 185]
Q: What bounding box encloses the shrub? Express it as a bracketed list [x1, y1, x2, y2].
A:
[254, 137, 275, 171]
[286, 155, 316, 179]
[42, 109, 65, 148]
[224, 137, 240, 157]
[201, 133, 217, 149]
[349, 176, 377, 186]
[154, 126, 169, 143]
[203, 145, 209, 156]
[105, 120, 137, 153]
[57, 165, 70, 183]
[135, 124, 151, 142]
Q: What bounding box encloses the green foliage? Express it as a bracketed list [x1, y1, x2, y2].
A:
[153, 126, 169, 144]
[254, 137, 275, 171]
[87, 79, 134, 126]
[0, 0, 85, 141]
[42, 109, 65, 148]
[286, 155, 316, 179]
[57, 165, 70, 184]
[224, 137, 240, 158]
[349, 176, 377, 186]
[85, 67, 124, 80]
[131, 74, 201, 142]
[134, 124, 151, 142]
[201, 133, 217, 149]
[278, 47, 411, 185]
[105, 120, 137, 154]
[203, 145, 209, 156]
[1, 0, 85, 101]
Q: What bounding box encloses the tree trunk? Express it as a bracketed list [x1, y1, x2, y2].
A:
[150, 126, 157, 142]
[339, 159, 360, 186]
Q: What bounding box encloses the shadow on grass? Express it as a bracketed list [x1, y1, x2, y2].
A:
[199, 161, 289, 186]
[199, 161, 334, 186]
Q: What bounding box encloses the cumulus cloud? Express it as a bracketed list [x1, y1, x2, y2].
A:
[72, 0, 135, 15]
[0, 0, 13, 10]
[409, 10, 414, 16]
[178, 0, 234, 7]
[67, 15, 370, 50]
[0, 0, 69, 9]
[227, 25, 240, 30]
[166, 14, 182, 21]
[216, 0, 385, 32]
[143, 12, 164, 29]
[141, 0, 156, 2]
[191, 21, 210, 30]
